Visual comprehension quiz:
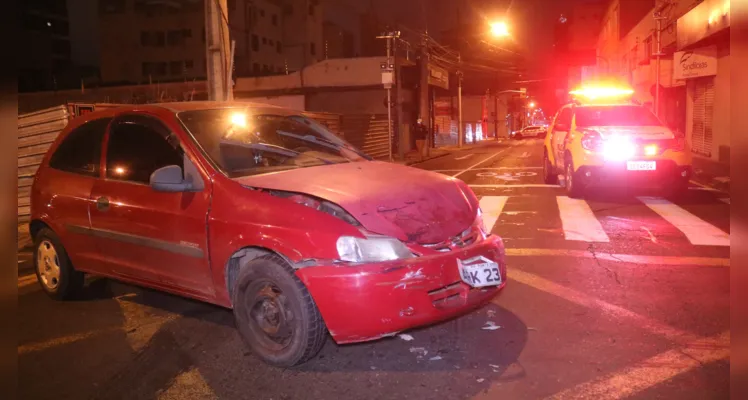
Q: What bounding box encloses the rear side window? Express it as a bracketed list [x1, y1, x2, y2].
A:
[49, 118, 111, 177]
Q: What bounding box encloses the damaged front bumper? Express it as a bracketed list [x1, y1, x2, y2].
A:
[295, 235, 507, 344]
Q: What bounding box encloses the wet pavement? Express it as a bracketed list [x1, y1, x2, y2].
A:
[18, 138, 730, 399]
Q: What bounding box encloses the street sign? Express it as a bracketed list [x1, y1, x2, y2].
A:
[382, 71, 394, 88]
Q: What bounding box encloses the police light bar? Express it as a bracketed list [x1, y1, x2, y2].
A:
[569, 86, 634, 100]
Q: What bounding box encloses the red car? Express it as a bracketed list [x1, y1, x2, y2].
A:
[30, 102, 507, 366]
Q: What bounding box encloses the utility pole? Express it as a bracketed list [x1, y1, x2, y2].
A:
[205, 0, 232, 101]
[377, 30, 400, 161]
[457, 53, 464, 148]
[419, 32, 430, 154]
[654, 10, 666, 117]
[395, 37, 404, 159]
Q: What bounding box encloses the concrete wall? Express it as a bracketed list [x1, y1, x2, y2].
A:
[234, 56, 390, 92]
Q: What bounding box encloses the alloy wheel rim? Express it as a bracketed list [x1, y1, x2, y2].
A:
[37, 240, 61, 290]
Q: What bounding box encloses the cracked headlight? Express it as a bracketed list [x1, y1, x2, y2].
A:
[336, 235, 414, 263]
[475, 208, 489, 238]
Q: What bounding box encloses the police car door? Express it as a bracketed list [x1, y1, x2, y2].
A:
[551, 106, 573, 170]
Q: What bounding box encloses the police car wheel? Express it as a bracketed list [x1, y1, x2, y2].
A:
[565, 162, 584, 198]
[543, 152, 557, 184]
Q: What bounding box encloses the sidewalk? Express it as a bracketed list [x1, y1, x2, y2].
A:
[18, 223, 31, 252]
[388, 139, 507, 166]
[691, 156, 730, 193]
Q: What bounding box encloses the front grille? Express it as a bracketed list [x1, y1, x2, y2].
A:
[421, 226, 479, 253]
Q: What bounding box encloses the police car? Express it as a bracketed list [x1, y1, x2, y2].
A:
[542, 85, 692, 198]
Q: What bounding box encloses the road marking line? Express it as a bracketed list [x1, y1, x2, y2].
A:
[158, 367, 217, 400]
[18, 274, 38, 288]
[454, 154, 473, 160]
[470, 184, 561, 188]
[638, 197, 729, 246]
[18, 328, 119, 355]
[503, 248, 729, 267]
[545, 331, 730, 400]
[431, 167, 543, 173]
[556, 196, 610, 242]
[479, 196, 509, 235]
[505, 269, 702, 344]
[452, 150, 507, 178]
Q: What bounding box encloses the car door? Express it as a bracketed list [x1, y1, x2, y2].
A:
[551, 106, 573, 170]
[88, 113, 214, 297]
[33, 117, 112, 273]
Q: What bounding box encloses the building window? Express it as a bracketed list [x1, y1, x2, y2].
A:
[170, 61, 182, 75]
[277, 41, 282, 53]
[310, 42, 316, 55]
[167, 30, 184, 46]
[272, 14, 278, 26]
[155, 31, 165, 47]
[252, 35, 259, 51]
[51, 39, 71, 56]
[99, 0, 126, 14]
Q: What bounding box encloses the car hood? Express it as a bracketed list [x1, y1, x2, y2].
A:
[233, 161, 477, 244]
[584, 125, 674, 140]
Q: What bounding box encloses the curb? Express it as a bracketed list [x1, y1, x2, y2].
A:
[404, 151, 453, 166]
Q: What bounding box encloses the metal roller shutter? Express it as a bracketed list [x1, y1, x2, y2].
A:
[691, 77, 714, 157]
[341, 114, 391, 159]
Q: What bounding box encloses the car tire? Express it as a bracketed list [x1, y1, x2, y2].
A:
[665, 179, 689, 200]
[543, 151, 557, 184]
[33, 227, 85, 300]
[565, 160, 584, 198]
[232, 254, 327, 367]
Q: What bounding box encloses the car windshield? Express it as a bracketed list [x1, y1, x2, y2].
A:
[575, 105, 664, 127]
[178, 108, 368, 178]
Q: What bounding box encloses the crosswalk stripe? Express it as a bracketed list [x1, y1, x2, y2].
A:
[638, 197, 730, 246]
[556, 196, 610, 242]
[479, 196, 509, 234]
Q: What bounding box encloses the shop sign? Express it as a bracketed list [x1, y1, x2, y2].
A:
[673, 46, 717, 80]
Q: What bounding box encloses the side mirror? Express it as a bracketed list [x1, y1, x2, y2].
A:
[553, 124, 568, 132]
[150, 165, 192, 192]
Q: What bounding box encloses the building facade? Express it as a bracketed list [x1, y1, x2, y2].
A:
[97, 0, 322, 85]
[593, 0, 729, 167]
[20, 1, 73, 92]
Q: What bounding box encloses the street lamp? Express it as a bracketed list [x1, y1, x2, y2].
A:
[528, 101, 536, 109]
[490, 21, 510, 38]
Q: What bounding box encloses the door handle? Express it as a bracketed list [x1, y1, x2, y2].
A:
[96, 196, 110, 212]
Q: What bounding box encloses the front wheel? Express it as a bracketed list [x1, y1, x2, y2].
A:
[232, 254, 327, 367]
[543, 151, 557, 184]
[565, 161, 584, 198]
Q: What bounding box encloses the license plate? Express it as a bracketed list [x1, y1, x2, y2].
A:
[627, 161, 656, 171]
[457, 256, 502, 288]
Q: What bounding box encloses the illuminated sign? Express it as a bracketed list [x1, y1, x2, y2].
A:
[673, 46, 717, 80]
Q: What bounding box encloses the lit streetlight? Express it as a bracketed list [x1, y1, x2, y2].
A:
[490, 21, 510, 38]
[528, 101, 536, 109]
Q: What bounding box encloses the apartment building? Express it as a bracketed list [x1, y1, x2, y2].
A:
[98, 0, 322, 84]
[20, 1, 73, 92]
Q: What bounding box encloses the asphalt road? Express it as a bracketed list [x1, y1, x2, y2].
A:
[17, 138, 730, 400]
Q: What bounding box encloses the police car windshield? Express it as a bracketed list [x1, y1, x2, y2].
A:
[575, 105, 664, 127]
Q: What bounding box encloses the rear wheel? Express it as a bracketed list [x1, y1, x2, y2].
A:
[543, 151, 557, 184]
[33, 228, 84, 300]
[232, 254, 327, 367]
[565, 160, 584, 198]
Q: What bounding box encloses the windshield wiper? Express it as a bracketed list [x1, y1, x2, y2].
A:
[220, 139, 335, 165]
